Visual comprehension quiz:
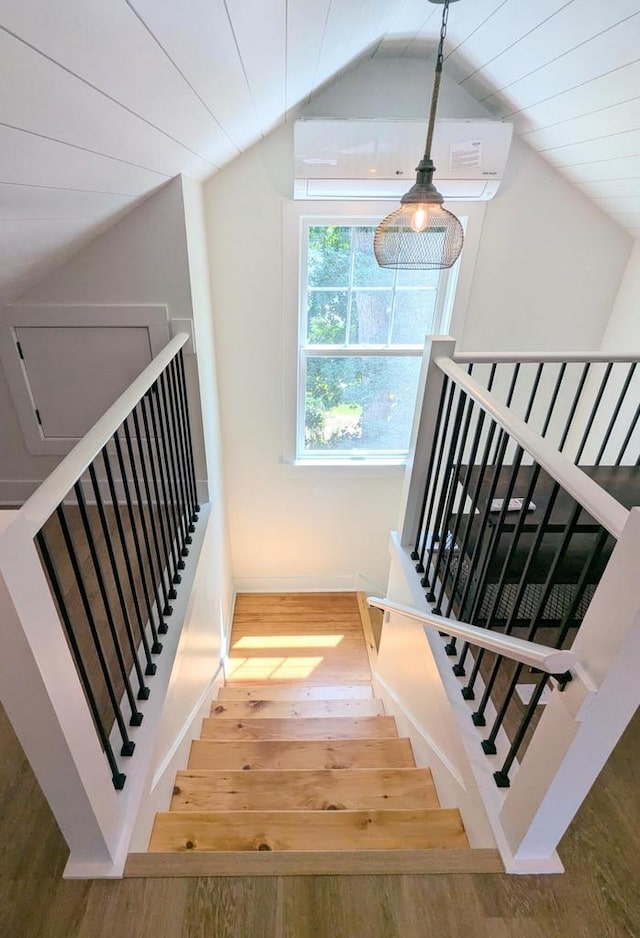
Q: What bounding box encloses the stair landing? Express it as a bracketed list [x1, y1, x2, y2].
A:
[125, 593, 503, 876]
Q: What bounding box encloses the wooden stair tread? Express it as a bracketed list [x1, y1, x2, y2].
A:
[171, 768, 439, 811]
[209, 698, 384, 718]
[218, 684, 374, 701]
[148, 808, 468, 853]
[189, 737, 416, 770]
[200, 716, 398, 741]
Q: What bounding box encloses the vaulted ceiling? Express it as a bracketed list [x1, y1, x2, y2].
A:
[1, 0, 639, 297]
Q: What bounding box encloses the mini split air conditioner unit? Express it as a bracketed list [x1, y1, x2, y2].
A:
[294, 119, 513, 201]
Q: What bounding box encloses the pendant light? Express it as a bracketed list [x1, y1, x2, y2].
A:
[374, 0, 464, 270]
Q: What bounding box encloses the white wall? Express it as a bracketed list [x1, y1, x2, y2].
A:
[460, 138, 631, 353]
[601, 240, 640, 351]
[0, 178, 209, 499]
[203, 58, 632, 591]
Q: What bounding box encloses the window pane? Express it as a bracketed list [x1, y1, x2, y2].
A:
[396, 267, 440, 289]
[304, 356, 421, 454]
[307, 291, 348, 344]
[308, 226, 351, 287]
[352, 227, 395, 288]
[392, 290, 437, 344]
[348, 290, 393, 344]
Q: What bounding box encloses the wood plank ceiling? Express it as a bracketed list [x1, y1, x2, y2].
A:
[0, 0, 638, 296]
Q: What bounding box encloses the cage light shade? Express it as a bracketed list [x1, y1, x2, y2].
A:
[374, 202, 464, 270]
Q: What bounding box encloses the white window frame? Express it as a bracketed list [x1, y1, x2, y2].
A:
[282, 200, 487, 468]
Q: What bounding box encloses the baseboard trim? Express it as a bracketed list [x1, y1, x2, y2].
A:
[233, 575, 360, 593]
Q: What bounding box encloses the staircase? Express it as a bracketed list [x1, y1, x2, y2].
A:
[129, 593, 503, 875]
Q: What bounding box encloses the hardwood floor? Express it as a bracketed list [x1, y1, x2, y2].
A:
[1, 586, 639, 936]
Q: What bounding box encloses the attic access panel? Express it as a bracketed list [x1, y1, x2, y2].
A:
[15, 325, 152, 441]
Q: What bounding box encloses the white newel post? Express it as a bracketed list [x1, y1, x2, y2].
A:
[0, 514, 120, 865]
[498, 507, 640, 862]
[399, 335, 456, 548]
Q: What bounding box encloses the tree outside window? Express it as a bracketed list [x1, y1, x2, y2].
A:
[299, 223, 452, 459]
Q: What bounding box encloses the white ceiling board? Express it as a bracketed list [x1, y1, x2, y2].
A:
[0, 1, 234, 169]
[581, 179, 640, 199]
[451, 0, 571, 84]
[128, 0, 258, 156]
[382, 0, 439, 44]
[480, 14, 640, 117]
[508, 61, 640, 131]
[563, 155, 640, 184]
[0, 125, 170, 196]
[0, 31, 214, 178]
[542, 130, 640, 169]
[469, 2, 640, 107]
[286, 0, 332, 111]
[593, 197, 640, 216]
[225, 0, 286, 130]
[521, 99, 640, 152]
[0, 184, 134, 221]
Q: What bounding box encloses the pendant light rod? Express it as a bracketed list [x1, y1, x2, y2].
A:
[423, 0, 450, 162]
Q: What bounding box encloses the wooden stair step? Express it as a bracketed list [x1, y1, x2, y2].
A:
[218, 684, 374, 701]
[189, 737, 415, 771]
[171, 768, 439, 812]
[199, 716, 398, 741]
[209, 698, 384, 718]
[148, 808, 468, 853]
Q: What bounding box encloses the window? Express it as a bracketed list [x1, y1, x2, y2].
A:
[297, 219, 456, 462]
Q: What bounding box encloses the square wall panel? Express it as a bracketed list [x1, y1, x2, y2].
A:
[15, 325, 152, 439]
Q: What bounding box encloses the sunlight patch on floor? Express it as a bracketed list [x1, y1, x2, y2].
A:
[225, 656, 324, 682]
[232, 635, 344, 650]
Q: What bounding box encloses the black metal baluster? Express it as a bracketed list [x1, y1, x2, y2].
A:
[432, 393, 475, 614]
[87, 463, 150, 701]
[167, 359, 194, 544]
[158, 371, 189, 558]
[458, 446, 525, 698]
[552, 527, 611, 651]
[471, 480, 562, 726]
[615, 400, 640, 466]
[523, 363, 544, 425]
[492, 675, 551, 788]
[176, 350, 200, 520]
[482, 502, 583, 760]
[459, 370, 544, 692]
[143, 387, 183, 584]
[424, 385, 465, 599]
[411, 375, 449, 563]
[559, 362, 591, 452]
[73, 480, 144, 726]
[55, 504, 135, 757]
[102, 446, 156, 676]
[122, 416, 168, 635]
[35, 529, 126, 790]
[541, 362, 567, 439]
[132, 403, 173, 618]
[596, 362, 636, 464]
[574, 362, 613, 464]
[113, 430, 163, 653]
[454, 429, 511, 676]
[489, 364, 520, 462]
[417, 377, 454, 577]
[444, 415, 498, 630]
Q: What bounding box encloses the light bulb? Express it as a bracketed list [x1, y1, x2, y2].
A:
[410, 206, 428, 233]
